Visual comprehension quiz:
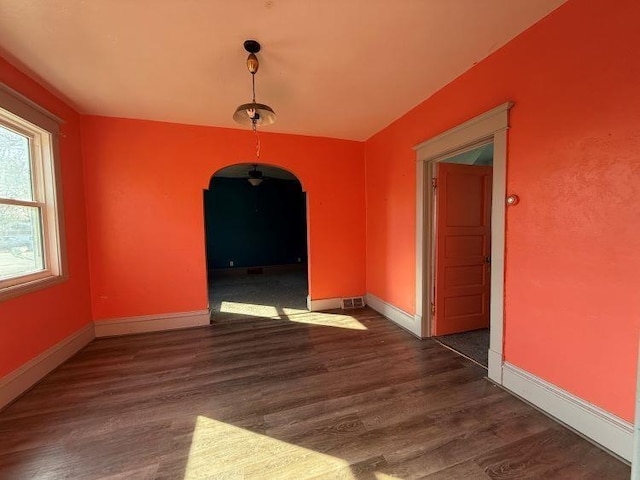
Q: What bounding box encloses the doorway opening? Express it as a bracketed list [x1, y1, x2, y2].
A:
[414, 102, 512, 383]
[204, 163, 309, 320]
[431, 142, 493, 368]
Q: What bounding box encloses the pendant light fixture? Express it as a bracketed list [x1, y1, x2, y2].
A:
[233, 40, 276, 127]
[233, 40, 274, 187]
[247, 164, 264, 187]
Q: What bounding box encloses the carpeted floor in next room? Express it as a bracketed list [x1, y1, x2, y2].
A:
[208, 268, 309, 319]
[435, 328, 490, 367]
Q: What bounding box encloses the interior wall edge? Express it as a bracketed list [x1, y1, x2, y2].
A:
[307, 297, 342, 312]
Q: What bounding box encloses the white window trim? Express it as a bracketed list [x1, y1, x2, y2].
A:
[0, 83, 67, 301]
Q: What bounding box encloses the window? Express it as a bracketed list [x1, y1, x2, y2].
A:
[0, 84, 66, 300]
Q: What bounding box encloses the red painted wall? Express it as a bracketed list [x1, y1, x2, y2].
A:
[0, 58, 92, 378]
[365, 0, 640, 421]
[80, 117, 365, 320]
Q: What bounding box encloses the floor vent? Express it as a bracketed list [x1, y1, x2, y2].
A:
[341, 297, 365, 309]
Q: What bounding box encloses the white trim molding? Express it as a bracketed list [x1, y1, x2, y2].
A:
[414, 101, 513, 386]
[307, 296, 341, 312]
[0, 84, 68, 302]
[94, 309, 210, 337]
[0, 322, 95, 411]
[0, 82, 63, 133]
[413, 103, 513, 161]
[365, 293, 421, 338]
[503, 362, 634, 462]
[488, 349, 504, 384]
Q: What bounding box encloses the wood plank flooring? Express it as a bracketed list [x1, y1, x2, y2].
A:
[0, 308, 630, 479]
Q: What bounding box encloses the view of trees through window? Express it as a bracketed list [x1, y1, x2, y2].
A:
[0, 123, 44, 280]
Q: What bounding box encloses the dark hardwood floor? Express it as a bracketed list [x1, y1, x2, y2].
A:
[0, 308, 630, 479]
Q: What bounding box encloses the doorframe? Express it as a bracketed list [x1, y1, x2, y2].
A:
[430, 144, 494, 337]
[413, 102, 513, 384]
[203, 163, 311, 313]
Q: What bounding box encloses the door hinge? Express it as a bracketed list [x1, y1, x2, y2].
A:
[431, 303, 436, 315]
[431, 177, 437, 189]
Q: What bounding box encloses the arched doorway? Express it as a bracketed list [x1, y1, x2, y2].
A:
[204, 163, 309, 319]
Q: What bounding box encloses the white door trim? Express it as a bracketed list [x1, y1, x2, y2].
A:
[414, 102, 513, 384]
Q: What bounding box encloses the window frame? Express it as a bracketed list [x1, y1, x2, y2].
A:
[0, 83, 67, 301]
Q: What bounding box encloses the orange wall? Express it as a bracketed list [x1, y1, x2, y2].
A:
[80, 117, 365, 320]
[4, 0, 638, 426]
[365, 0, 640, 421]
[0, 58, 92, 377]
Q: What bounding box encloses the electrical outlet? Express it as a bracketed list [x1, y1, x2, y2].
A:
[297, 257, 302, 263]
[229, 260, 234, 267]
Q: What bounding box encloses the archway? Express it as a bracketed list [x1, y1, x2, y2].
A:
[204, 163, 309, 319]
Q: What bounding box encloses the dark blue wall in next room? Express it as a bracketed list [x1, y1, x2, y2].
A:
[204, 177, 307, 270]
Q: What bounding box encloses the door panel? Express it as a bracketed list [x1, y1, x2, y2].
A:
[434, 163, 492, 336]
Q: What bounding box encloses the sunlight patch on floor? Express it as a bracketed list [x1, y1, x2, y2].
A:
[184, 416, 355, 479]
[375, 473, 404, 479]
[219, 301, 367, 330]
[289, 313, 367, 330]
[220, 300, 307, 318]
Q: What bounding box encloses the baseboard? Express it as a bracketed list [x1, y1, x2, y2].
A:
[365, 293, 421, 338]
[94, 309, 211, 337]
[488, 348, 503, 384]
[307, 296, 341, 312]
[502, 362, 633, 462]
[0, 322, 95, 411]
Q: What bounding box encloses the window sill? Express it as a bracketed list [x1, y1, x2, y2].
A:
[0, 274, 68, 302]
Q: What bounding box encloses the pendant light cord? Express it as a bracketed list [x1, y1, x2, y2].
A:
[252, 73, 256, 103]
[250, 60, 259, 161]
[252, 117, 260, 161]
[255, 127, 261, 160]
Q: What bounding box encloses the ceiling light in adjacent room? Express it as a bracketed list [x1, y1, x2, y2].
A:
[248, 164, 264, 187]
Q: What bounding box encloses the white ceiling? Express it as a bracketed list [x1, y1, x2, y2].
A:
[0, 0, 565, 141]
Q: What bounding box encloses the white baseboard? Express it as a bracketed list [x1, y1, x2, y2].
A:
[94, 309, 210, 337]
[365, 293, 421, 338]
[1, 308, 211, 411]
[488, 348, 503, 383]
[0, 322, 95, 411]
[502, 362, 633, 462]
[307, 296, 341, 312]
